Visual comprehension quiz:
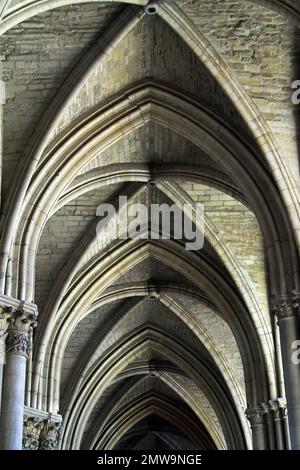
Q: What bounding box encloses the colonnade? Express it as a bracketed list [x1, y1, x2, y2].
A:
[0, 295, 299, 450]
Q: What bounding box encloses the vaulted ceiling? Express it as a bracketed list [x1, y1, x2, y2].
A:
[1, 0, 299, 450]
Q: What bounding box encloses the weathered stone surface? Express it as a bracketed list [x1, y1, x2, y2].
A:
[178, 0, 300, 181]
[1, 3, 123, 198]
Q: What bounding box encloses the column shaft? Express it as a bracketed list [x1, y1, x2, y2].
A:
[278, 314, 300, 449]
[0, 353, 27, 449]
[252, 423, 265, 450]
[0, 307, 37, 450]
[282, 415, 291, 450]
[0, 363, 3, 413]
[265, 415, 276, 450]
[274, 418, 284, 450]
[246, 408, 266, 450]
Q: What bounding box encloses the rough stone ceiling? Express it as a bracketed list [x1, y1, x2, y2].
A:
[177, 0, 300, 178]
[2, 2, 260, 201]
[1, 3, 124, 196]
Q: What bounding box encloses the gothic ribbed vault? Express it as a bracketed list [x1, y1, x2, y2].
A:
[0, 0, 299, 452]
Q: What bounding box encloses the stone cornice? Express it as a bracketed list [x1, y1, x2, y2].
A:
[0, 294, 38, 318]
[24, 406, 62, 423]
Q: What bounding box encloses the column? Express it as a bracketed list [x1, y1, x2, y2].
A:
[272, 295, 300, 449]
[0, 306, 12, 413]
[280, 402, 291, 450]
[0, 309, 37, 450]
[246, 407, 266, 449]
[269, 401, 285, 450]
[262, 403, 276, 450]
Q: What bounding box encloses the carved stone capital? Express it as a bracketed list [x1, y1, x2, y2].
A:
[0, 305, 13, 334]
[23, 408, 62, 450]
[6, 330, 30, 357]
[23, 416, 43, 450]
[272, 295, 300, 322]
[0, 305, 12, 363]
[277, 398, 288, 419]
[280, 406, 288, 419]
[269, 402, 281, 421]
[245, 407, 264, 427]
[261, 399, 288, 422]
[6, 309, 37, 358]
[39, 419, 62, 450]
[261, 402, 272, 420]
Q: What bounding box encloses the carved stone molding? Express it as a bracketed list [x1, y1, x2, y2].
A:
[272, 295, 300, 322]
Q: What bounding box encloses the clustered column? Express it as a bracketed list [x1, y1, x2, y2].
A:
[272, 295, 300, 450]
[245, 407, 265, 449]
[246, 400, 289, 450]
[0, 307, 37, 450]
[0, 306, 11, 413]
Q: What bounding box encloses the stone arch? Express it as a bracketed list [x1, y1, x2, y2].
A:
[61, 329, 247, 449]
[6, 84, 297, 305]
[56, 284, 250, 446]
